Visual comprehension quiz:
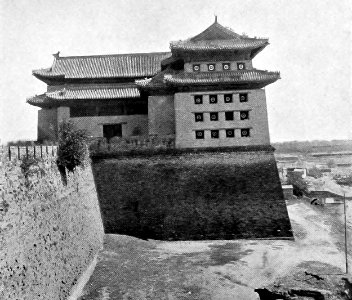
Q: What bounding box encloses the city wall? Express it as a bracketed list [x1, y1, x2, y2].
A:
[0, 155, 104, 299]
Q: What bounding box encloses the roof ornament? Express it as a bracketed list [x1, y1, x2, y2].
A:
[214, 14, 218, 23]
[53, 51, 60, 59]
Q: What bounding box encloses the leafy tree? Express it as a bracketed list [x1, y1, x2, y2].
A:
[287, 172, 308, 197]
[327, 159, 336, 168]
[307, 166, 323, 179]
[56, 120, 87, 184]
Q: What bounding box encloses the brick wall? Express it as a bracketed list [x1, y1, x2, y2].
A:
[174, 89, 270, 148]
[0, 156, 104, 299]
[148, 95, 175, 136]
[38, 108, 58, 142]
[92, 150, 293, 240]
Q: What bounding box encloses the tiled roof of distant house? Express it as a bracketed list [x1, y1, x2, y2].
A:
[32, 52, 171, 80]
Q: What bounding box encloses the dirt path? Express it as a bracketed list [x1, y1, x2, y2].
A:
[77, 200, 351, 300]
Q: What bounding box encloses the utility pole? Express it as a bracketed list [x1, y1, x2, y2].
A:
[344, 193, 349, 274]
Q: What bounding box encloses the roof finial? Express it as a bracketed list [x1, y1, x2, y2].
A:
[53, 51, 60, 59]
[214, 14, 218, 23]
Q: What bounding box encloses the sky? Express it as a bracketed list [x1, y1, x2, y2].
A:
[0, 0, 351, 144]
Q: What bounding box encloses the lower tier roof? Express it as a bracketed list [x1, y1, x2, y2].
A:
[27, 84, 140, 107]
[136, 69, 280, 89]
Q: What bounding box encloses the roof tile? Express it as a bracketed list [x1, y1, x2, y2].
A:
[27, 84, 140, 107]
[33, 52, 171, 79]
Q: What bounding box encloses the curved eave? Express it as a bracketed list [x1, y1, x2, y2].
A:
[32, 69, 65, 84]
[164, 70, 280, 86]
[27, 86, 142, 108]
[170, 40, 268, 52]
[27, 94, 58, 108]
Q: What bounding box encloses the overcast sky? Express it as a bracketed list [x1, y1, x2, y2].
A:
[0, 0, 351, 144]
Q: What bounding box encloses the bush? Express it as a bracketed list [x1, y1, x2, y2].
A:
[307, 166, 323, 179]
[287, 172, 308, 197]
[56, 120, 87, 176]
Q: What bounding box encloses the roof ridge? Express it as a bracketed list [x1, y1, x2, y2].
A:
[56, 51, 171, 60]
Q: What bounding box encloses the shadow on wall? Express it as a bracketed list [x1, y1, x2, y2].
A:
[92, 151, 293, 241]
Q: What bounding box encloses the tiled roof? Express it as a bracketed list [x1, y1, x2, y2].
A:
[164, 70, 280, 85]
[136, 69, 280, 88]
[27, 84, 140, 107]
[170, 21, 268, 52]
[33, 52, 171, 80]
[170, 39, 268, 51]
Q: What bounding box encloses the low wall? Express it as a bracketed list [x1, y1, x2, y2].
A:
[0, 156, 104, 299]
[92, 150, 293, 240]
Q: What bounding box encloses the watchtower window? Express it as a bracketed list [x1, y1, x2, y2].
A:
[195, 113, 204, 122]
[211, 130, 219, 139]
[226, 129, 235, 138]
[224, 94, 233, 103]
[210, 112, 218, 121]
[225, 111, 234, 121]
[194, 95, 203, 104]
[193, 64, 200, 72]
[208, 63, 215, 71]
[195, 130, 204, 139]
[240, 111, 249, 120]
[223, 63, 230, 70]
[239, 93, 248, 102]
[237, 62, 245, 70]
[241, 128, 250, 137]
[209, 95, 217, 104]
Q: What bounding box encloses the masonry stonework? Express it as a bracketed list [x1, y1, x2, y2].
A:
[0, 156, 104, 299]
[148, 95, 175, 136]
[174, 89, 270, 148]
[38, 108, 58, 142]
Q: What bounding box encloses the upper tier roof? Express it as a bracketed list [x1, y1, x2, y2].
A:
[33, 52, 171, 81]
[170, 21, 268, 55]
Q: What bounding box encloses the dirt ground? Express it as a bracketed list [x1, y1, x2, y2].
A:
[78, 199, 352, 300]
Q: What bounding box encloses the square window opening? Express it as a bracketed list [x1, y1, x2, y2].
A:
[195, 113, 204, 122]
[222, 63, 230, 71]
[241, 128, 250, 137]
[193, 64, 200, 72]
[226, 129, 235, 138]
[237, 62, 246, 70]
[240, 111, 249, 120]
[195, 130, 204, 139]
[194, 95, 203, 104]
[209, 95, 218, 104]
[208, 64, 216, 71]
[211, 130, 219, 139]
[239, 93, 248, 102]
[224, 94, 233, 103]
[210, 112, 218, 121]
[225, 111, 234, 121]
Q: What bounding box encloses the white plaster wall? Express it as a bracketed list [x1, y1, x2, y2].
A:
[174, 89, 270, 148]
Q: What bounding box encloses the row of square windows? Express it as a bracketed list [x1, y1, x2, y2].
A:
[195, 128, 250, 139]
[193, 62, 246, 72]
[194, 93, 248, 104]
[194, 111, 249, 122]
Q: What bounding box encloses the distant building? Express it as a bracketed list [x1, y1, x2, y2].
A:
[285, 167, 307, 179]
[28, 19, 280, 149]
